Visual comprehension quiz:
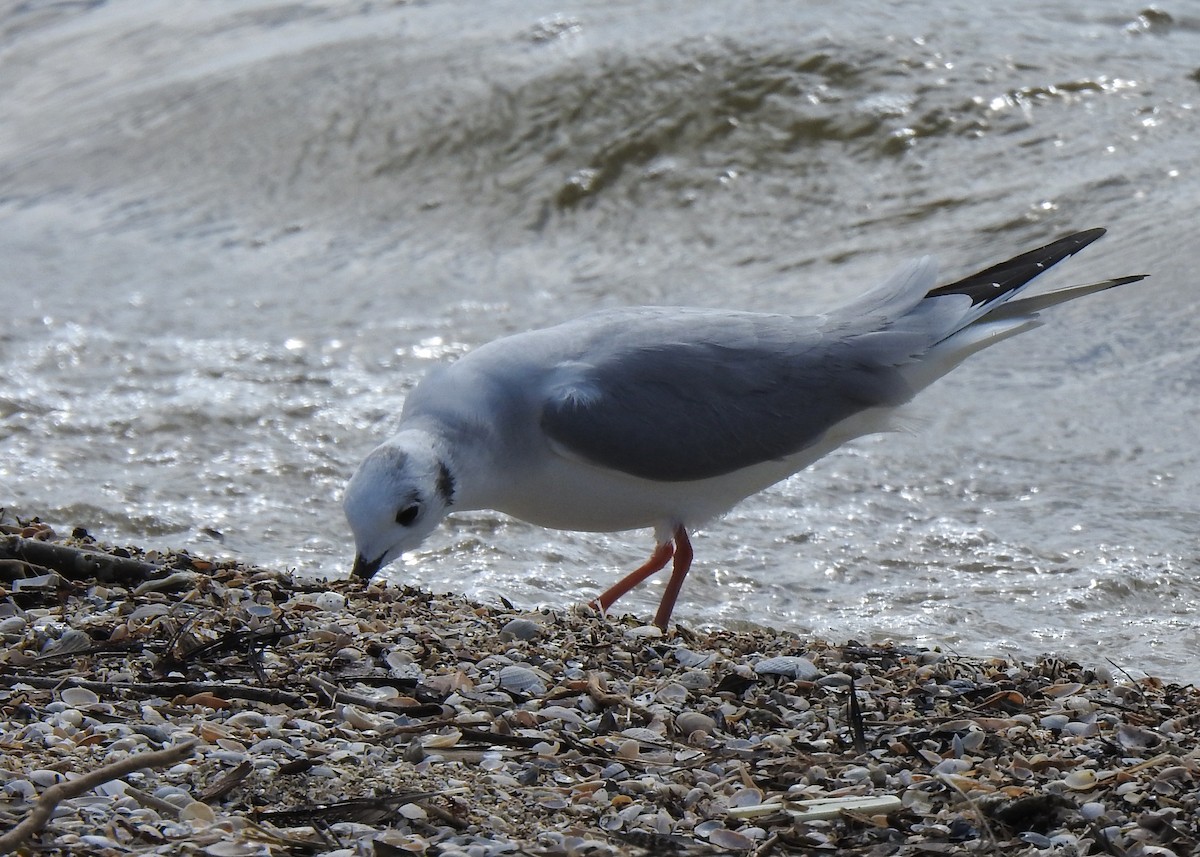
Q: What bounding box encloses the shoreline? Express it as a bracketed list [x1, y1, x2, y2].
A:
[1, 515, 1197, 855]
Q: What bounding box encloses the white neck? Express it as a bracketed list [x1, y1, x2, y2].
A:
[395, 421, 504, 515]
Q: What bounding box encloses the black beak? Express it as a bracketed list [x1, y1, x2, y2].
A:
[351, 553, 384, 580]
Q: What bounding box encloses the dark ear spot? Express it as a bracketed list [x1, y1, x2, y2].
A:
[436, 462, 456, 505]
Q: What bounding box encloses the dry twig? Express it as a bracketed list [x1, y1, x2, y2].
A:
[0, 673, 307, 707]
[0, 740, 198, 852]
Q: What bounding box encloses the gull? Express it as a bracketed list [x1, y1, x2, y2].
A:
[343, 229, 1145, 628]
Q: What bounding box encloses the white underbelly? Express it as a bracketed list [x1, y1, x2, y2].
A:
[492, 454, 792, 533]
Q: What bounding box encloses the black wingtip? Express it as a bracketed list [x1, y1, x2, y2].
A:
[926, 229, 1110, 306]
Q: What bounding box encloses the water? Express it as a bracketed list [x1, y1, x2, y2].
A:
[2, 1, 1198, 679]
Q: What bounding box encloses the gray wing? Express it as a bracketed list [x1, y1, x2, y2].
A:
[540, 229, 1137, 484]
[539, 311, 916, 482]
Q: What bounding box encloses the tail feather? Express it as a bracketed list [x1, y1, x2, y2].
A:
[983, 274, 1148, 320]
[897, 231, 1147, 392]
[901, 316, 1044, 392]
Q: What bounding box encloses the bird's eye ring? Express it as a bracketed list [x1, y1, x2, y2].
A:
[396, 504, 420, 526]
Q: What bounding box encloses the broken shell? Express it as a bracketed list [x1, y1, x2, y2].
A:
[615, 739, 641, 761]
[133, 571, 198, 594]
[59, 687, 101, 708]
[1042, 682, 1084, 698]
[709, 827, 754, 850]
[128, 603, 172, 622]
[674, 648, 715, 668]
[624, 625, 663, 641]
[655, 682, 688, 705]
[422, 730, 462, 749]
[40, 629, 91, 658]
[498, 665, 547, 695]
[1063, 769, 1100, 790]
[499, 618, 542, 641]
[1117, 723, 1161, 749]
[340, 705, 383, 731]
[29, 769, 64, 787]
[180, 801, 216, 824]
[754, 656, 819, 680]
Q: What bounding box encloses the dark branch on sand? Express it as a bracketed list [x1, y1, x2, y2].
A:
[0, 673, 307, 708]
[0, 535, 164, 585]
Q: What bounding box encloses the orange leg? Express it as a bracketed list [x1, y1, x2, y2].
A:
[592, 526, 693, 630]
[653, 527, 693, 630]
[594, 538, 674, 612]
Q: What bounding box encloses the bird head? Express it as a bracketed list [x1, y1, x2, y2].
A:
[343, 434, 455, 580]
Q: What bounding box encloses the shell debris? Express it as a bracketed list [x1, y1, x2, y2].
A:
[1, 518, 1200, 855]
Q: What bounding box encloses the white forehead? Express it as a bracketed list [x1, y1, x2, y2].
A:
[344, 446, 409, 519]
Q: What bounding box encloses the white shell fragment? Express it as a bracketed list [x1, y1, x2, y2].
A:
[729, 794, 903, 821]
[59, 687, 101, 708]
[498, 664, 548, 695]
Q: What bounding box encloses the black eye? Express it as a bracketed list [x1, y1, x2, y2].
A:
[395, 504, 420, 526]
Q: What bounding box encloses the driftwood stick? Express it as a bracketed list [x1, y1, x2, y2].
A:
[305, 676, 444, 717]
[121, 783, 186, 817]
[585, 673, 656, 722]
[197, 759, 253, 803]
[0, 673, 307, 708]
[0, 535, 164, 584]
[0, 740, 198, 852]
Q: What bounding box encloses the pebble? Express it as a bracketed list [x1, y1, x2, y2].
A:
[675, 711, 717, 736]
[315, 592, 347, 611]
[499, 618, 542, 641]
[677, 669, 712, 690]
